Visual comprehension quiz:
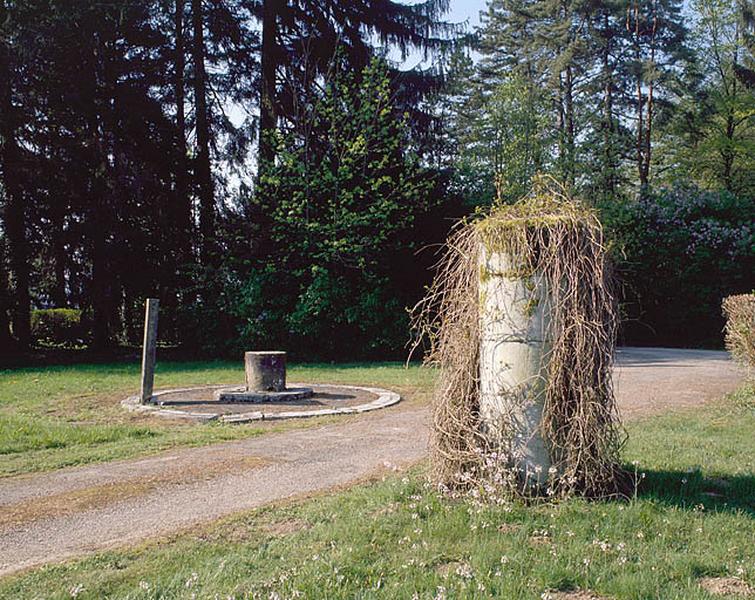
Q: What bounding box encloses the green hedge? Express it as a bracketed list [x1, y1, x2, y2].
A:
[30, 308, 85, 347]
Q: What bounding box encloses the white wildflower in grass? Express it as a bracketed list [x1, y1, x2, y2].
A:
[583, 558, 591, 567]
[636, 531, 645, 539]
[592, 540, 611, 552]
[185, 572, 199, 588]
[477, 582, 486, 592]
[69, 584, 85, 598]
[500, 555, 510, 564]
[139, 580, 150, 591]
[618, 555, 628, 565]
[565, 530, 575, 537]
[541, 592, 554, 600]
[456, 563, 473, 579]
[434, 585, 447, 600]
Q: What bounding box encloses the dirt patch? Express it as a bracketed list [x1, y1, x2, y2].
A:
[529, 534, 552, 546]
[497, 522, 520, 534]
[436, 561, 473, 579]
[699, 577, 755, 597]
[0, 455, 268, 528]
[260, 518, 311, 537]
[542, 590, 611, 600]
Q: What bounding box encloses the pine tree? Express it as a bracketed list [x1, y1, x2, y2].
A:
[255, 0, 462, 182]
[0, 0, 31, 347]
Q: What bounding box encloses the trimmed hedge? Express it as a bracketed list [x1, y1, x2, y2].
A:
[30, 308, 85, 347]
[723, 294, 755, 368]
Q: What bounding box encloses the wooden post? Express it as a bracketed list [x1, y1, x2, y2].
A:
[140, 298, 159, 403]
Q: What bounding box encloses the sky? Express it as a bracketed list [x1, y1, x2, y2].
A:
[397, 0, 488, 70]
[446, 0, 488, 30]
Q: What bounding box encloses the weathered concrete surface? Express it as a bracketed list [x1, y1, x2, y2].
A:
[0, 347, 743, 577]
[479, 249, 551, 484]
[245, 351, 286, 392]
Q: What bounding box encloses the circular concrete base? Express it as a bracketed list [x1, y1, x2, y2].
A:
[122, 383, 401, 423]
[213, 386, 314, 403]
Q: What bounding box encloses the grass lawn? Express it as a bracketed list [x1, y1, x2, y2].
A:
[0, 381, 752, 599]
[0, 360, 434, 477]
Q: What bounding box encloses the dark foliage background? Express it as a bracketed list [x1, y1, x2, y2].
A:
[0, 0, 752, 360]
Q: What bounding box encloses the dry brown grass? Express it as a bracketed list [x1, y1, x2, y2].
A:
[723, 293, 755, 369]
[411, 177, 628, 499]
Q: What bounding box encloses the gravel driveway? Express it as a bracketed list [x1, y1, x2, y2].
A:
[0, 347, 743, 577]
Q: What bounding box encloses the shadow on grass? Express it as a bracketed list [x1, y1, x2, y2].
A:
[634, 466, 755, 517]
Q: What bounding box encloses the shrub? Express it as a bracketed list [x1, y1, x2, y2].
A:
[30, 308, 85, 347]
[602, 185, 754, 347]
[722, 293, 755, 367]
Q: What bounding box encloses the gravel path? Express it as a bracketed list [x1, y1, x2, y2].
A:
[0, 347, 742, 577]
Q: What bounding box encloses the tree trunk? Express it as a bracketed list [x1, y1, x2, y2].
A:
[643, 0, 657, 191]
[631, 0, 650, 192]
[0, 36, 30, 348]
[722, 112, 735, 191]
[175, 0, 192, 260]
[258, 0, 279, 175]
[0, 237, 14, 349]
[88, 33, 117, 350]
[51, 207, 67, 307]
[191, 0, 215, 265]
[601, 11, 616, 197]
[564, 64, 576, 187]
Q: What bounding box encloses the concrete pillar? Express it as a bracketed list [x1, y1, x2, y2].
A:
[245, 351, 286, 391]
[479, 247, 552, 486]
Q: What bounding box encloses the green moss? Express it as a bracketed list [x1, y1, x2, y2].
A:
[523, 297, 540, 318]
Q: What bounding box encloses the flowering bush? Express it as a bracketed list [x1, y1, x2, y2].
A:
[603, 185, 754, 347]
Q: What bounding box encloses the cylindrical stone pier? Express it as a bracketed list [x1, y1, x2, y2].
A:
[479, 248, 552, 486]
[245, 351, 286, 392]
